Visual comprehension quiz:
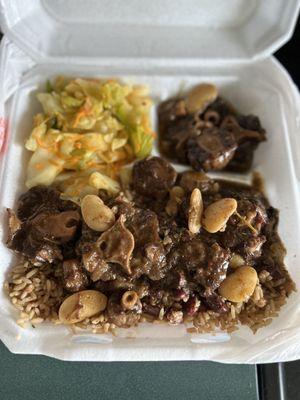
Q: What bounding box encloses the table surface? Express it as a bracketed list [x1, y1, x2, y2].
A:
[0, 341, 257, 400]
[1, 13, 300, 400]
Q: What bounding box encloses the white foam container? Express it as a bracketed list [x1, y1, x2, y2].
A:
[0, 0, 300, 363]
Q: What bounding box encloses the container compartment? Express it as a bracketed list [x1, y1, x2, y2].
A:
[0, 0, 300, 362]
[0, 53, 300, 361]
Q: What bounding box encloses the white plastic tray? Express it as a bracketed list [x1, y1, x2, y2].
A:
[0, 0, 300, 362]
[0, 38, 300, 361]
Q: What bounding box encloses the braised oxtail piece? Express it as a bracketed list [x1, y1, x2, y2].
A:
[158, 84, 266, 172]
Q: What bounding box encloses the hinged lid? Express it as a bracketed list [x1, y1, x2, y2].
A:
[0, 0, 299, 63]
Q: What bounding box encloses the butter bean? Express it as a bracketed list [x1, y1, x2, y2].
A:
[219, 266, 258, 303]
[186, 83, 218, 114]
[81, 194, 115, 232]
[59, 290, 107, 324]
[188, 188, 203, 234]
[202, 198, 237, 233]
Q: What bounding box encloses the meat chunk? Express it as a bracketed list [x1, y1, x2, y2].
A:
[144, 243, 166, 278]
[158, 98, 187, 129]
[82, 215, 134, 279]
[187, 128, 237, 171]
[157, 98, 216, 163]
[76, 222, 100, 255]
[194, 243, 231, 292]
[208, 107, 265, 172]
[179, 171, 218, 194]
[82, 204, 167, 282]
[82, 249, 110, 282]
[107, 293, 141, 327]
[8, 186, 81, 265]
[159, 114, 200, 163]
[158, 95, 266, 172]
[132, 157, 177, 199]
[17, 185, 78, 221]
[185, 295, 201, 316]
[202, 292, 228, 314]
[237, 198, 268, 232]
[204, 97, 236, 121]
[142, 303, 161, 317]
[63, 259, 89, 292]
[237, 114, 266, 138]
[8, 210, 80, 265]
[8, 220, 63, 265]
[117, 204, 168, 280]
[96, 215, 134, 275]
[168, 236, 207, 270]
[30, 210, 80, 244]
[125, 208, 160, 248]
[166, 309, 183, 325]
[168, 235, 230, 296]
[32, 243, 62, 265]
[263, 207, 279, 236]
[220, 197, 268, 261]
[255, 208, 284, 278]
[79, 202, 136, 281]
[131, 242, 168, 281]
[110, 196, 135, 219]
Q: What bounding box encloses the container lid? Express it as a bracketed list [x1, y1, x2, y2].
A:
[0, 0, 299, 63]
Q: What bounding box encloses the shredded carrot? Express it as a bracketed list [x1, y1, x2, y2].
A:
[35, 136, 53, 150]
[34, 163, 45, 170]
[55, 142, 75, 161]
[106, 158, 130, 180]
[67, 156, 81, 165]
[76, 181, 86, 190]
[84, 146, 102, 152]
[72, 111, 87, 128]
[135, 143, 141, 152]
[110, 163, 119, 180]
[75, 142, 83, 149]
[48, 159, 62, 167]
[85, 161, 100, 169]
[67, 189, 80, 197]
[53, 142, 59, 152]
[72, 98, 92, 128]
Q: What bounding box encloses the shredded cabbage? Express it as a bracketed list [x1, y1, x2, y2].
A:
[25, 78, 154, 195]
[89, 171, 121, 195]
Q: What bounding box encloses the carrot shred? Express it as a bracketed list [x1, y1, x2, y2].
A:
[48, 159, 62, 167]
[35, 136, 53, 150]
[34, 163, 45, 170]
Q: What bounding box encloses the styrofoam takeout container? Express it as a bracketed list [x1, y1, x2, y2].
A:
[0, 0, 300, 363]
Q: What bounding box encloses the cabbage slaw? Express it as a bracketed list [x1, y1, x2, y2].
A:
[25, 77, 154, 196]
